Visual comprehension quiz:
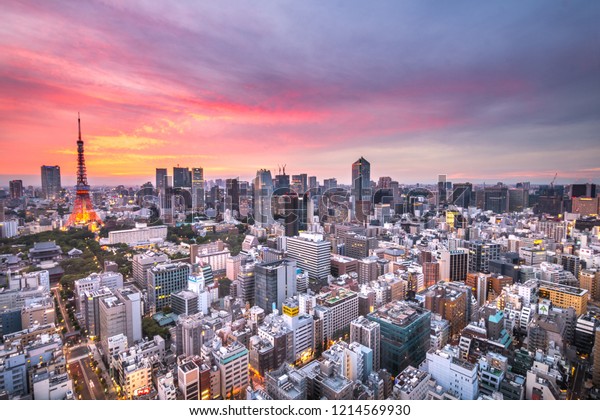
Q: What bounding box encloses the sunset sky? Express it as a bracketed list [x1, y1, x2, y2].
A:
[1, 0, 599, 187]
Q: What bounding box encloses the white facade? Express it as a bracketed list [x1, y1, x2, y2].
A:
[426, 347, 479, 400]
[0, 220, 18, 238]
[157, 372, 177, 400]
[108, 224, 167, 245]
[285, 235, 331, 281]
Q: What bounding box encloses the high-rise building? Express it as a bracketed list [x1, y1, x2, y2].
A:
[352, 157, 371, 222]
[508, 188, 529, 212]
[291, 174, 308, 195]
[40, 165, 61, 199]
[424, 283, 469, 338]
[132, 251, 169, 290]
[281, 298, 315, 363]
[314, 288, 359, 349]
[350, 316, 381, 371]
[171, 290, 199, 316]
[572, 197, 599, 217]
[468, 241, 500, 273]
[155, 168, 167, 192]
[191, 167, 204, 211]
[99, 295, 127, 355]
[148, 262, 192, 312]
[484, 185, 509, 214]
[175, 313, 206, 357]
[275, 192, 299, 237]
[237, 263, 256, 307]
[323, 178, 337, 191]
[571, 183, 597, 198]
[573, 314, 597, 356]
[366, 301, 431, 375]
[225, 178, 239, 214]
[254, 259, 297, 314]
[173, 166, 191, 188]
[438, 248, 469, 282]
[254, 169, 274, 227]
[212, 339, 249, 399]
[9, 180, 23, 199]
[452, 183, 473, 208]
[285, 234, 330, 282]
[113, 288, 143, 346]
[438, 175, 448, 208]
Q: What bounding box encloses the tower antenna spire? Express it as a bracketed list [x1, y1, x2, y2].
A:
[78, 112, 82, 141]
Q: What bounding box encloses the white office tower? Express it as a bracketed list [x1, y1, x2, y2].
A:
[285, 233, 331, 282]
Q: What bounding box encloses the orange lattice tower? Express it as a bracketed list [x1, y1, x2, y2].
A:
[65, 114, 102, 230]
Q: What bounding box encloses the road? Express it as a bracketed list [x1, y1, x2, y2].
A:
[52, 286, 75, 334]
[68, 361, 92, 400]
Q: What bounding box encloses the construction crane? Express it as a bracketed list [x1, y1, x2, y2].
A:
[550, 172, 557, 188]
[549, 172, 558, 195]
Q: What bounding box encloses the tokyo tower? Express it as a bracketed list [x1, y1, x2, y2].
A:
[65, 114, 102, 230]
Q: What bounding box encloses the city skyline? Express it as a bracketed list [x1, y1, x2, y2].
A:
[1, 1, 599, 186]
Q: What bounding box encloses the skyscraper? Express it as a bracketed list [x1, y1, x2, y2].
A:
[155, 168, 167, 192]
[225, 178, 240, 214]
[438, 174, 448, 208]
[254, 169, 274, 227]
[9, 180, 23, 199]
[352, 157, 371, 223]
[173, 166, 191, 188]
[40, 165, 61, 199]
[452, 183, 472, 208]
[191, 167, 204, 211]
[484, 184, 509, 213]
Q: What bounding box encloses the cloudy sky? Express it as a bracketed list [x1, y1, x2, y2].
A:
[1, 0, 599, 187]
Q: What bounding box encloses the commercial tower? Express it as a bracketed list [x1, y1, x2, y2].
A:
[65, 115, 102, 229]
[254, 169, 274, 227]
[285, 234, 331, 282]
[40, 165, 61, 199]
[351, 157, 371, 223]
[192, 167, 204, 211]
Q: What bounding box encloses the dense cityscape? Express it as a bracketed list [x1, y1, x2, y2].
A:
[0, 120, 599, 401]
[1, 0, 599, 407]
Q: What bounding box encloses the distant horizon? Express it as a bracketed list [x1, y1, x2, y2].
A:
[0, 169, 593, 191]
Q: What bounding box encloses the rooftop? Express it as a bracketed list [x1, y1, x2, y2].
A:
[368, 301, 428, 327]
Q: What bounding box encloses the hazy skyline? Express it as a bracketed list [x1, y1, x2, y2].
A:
[1, 0, 599, 187]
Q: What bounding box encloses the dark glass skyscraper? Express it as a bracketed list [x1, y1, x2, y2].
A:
[226, 178, 240, 213]
[173, 166, 191, 188]
[155, 168, 167, 192]
[452, 182, 473, 208]
[352, 157, 371, 223]
[351, 157, 371, 201]
[40, 165, 61, 199]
